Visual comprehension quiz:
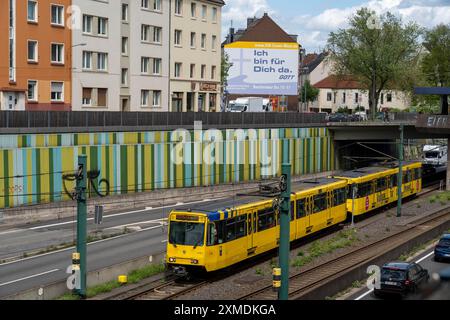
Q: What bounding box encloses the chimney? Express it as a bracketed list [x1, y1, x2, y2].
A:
[247, 16, 257, 28]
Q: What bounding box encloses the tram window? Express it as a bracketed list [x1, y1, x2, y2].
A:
[290, 201, 295, 221]
[414, 168, 421, 180]
[225, 218, 236, 242]
[390, 175, 397, 187]
[235, 215, 246, 239]
[333, 188, 346, 206]
[357, 182, 373, 198]
[376, 178, 387, 192]
[258, 208, 276, 232]
[402, 170, 412, 183]
[207, 223, 217, 246]
[296, 199, 306, 218]
[313, 193, 327, 213]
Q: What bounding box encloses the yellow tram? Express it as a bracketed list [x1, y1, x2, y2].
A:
[166, 162, 422, 275]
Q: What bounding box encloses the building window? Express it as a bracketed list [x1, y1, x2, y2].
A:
[201, 5, 207, 20]
[191, 2, 196, 18]
[212, 35, 217, 50]
[121, 69, 128, 86]
[82, 87, 92, 106]
[51, 5, 64, 26]
[141, 90, 149, 106]
[190, 32, 196, 48]
[27, 40, 38, 62]
[82, 51, 92, 69]
[174, 63, 182, 78]
[153, 27, 162, 43]
[327, 92, 332, 101]
[27, 1, 37, 22]
[82, 15, 93, 34]
[97, 53, 108, 71]
[122, 37, 128, 55]
[28, 80, 37, 101]
[51, 82, 64, 102]
[174, 30, 182, 46]
[354, 92, 359, 103]
[153, 0, 161, 11]
[141, 0, 149, 9]
[98, 17, 108, 36]
[122, 4, 128, 21]
[153, 90, 161, 107]
[153, 58, 161, 75]
[387, 93, 392, 102]
[175, 0, 182, 15]
[342, 92, 346, 104]
[212, 7, 217, 22]
[51, 43, 64, 64]
[190, 64, 195, 78]
[201, 64, 206, 79]
[141, 25, 150, 42]
[209, 93, 217, 112]
[97, 88, 107, 107]
[201, 34, 206, 49]
[141, 57, 150, 74]
[211, 65, 216, 80]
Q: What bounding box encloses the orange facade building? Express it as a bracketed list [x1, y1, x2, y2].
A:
[0, 0, 72, 111]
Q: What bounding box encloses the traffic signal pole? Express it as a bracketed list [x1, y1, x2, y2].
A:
[397, 125, 404, 217]
[76, 155, 87, 298]
[279, 163, 291, 300]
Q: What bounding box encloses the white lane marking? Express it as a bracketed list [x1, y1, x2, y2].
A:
[416, 250, 434, 263]
[105, 218, 167, 230]
[0, 269, 59, 287]
[355, 249, 435, 300]
[161, 239, 168, 243]
[0, 229, 23, 236]
[0, 223, 167, 266]
[26, 197, 227, 231]
[355, 289, 373, 300]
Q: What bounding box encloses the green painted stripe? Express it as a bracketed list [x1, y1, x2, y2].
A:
[150, 144, 155, 190]
[49, 148, 54, 202]
[120, 145, 127, 194]
[3, 150, 9, 208]
[36, 149, 41, 204]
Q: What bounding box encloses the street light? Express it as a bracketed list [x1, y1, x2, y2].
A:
[72, 43, 87, 48]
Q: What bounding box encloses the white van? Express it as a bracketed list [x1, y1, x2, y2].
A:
[227, 97, 266, 112]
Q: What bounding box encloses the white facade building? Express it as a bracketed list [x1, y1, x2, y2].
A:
[72, 0, 170, 111]
[169, 0, 224, 112]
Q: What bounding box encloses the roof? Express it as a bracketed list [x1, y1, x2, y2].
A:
[383, 262, 411, 270]
[301, 52, 328, 74]
[204, 0, 225, 6]
[336, 167, 393, 178]
[236, 14, 299, 43]
[173, 178, 344, 221]
[313, 75, 362, 89]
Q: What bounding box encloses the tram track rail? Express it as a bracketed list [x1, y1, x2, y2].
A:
[238, 205, 450, 300]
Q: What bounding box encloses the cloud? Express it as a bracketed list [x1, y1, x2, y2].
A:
[290, 0, 450, 52]
[222, 0, 274, 27]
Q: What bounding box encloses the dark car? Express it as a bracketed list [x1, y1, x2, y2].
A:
[328, 113, 348, 122]
[434, 234, 450, 262]
[374, 262, 429, 297]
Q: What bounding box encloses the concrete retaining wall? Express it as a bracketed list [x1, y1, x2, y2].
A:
[297, 215, 450, 300]
[4, 252, 166, 300]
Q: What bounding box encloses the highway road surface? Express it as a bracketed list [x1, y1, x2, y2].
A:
[348, 247, 450, 300]
[0, 196, 244, 298]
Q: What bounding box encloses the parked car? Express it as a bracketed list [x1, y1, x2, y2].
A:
[328, 113, 348, 122]
[374, 262, 429, 298]
[434, 234, 450, 262]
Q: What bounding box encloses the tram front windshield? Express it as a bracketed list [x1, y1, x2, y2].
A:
[169, 221, 205, 246]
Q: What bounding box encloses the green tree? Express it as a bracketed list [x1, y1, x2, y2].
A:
[421, 24, 450, 87]
[327, 8, 423, 119]
[221, 53, 233, 91]
[299, 80, 319, 103]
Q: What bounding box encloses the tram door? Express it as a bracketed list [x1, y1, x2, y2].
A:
[246, 210, 256, 255]
[326, 190, 333, 225]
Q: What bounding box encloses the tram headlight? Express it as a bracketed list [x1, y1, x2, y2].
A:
[191, 259, 199, 264]
[169, 257, 176, 263]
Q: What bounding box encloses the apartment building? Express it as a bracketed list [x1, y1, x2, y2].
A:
[0, 0, 72, 111]
[170, 0, 224, 112]
[72, 0, 170, 111]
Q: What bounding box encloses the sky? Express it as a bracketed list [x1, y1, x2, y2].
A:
[221, 0, 450, 52]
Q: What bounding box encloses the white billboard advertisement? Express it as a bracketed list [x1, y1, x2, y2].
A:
[224, 41, 299, 95]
